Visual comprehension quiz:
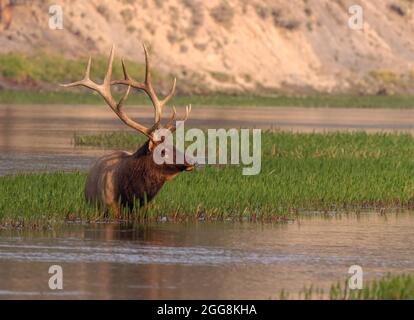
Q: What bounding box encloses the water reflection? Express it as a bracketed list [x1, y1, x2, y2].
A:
[0, 212, 413, 299]
[3, 104, 414, 175]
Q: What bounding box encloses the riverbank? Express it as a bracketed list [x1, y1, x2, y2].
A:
[2, 90, 414, 108]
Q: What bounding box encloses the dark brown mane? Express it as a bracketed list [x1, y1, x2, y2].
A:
[118, 141, 167, 209]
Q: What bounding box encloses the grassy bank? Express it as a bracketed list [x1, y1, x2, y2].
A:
[0, 52, 157, 85]
[2, 89, 414, 108]
[2, 52, 414, 108]
[1, 131, 414, 225]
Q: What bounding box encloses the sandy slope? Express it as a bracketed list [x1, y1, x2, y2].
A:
[1, 0, 414, 94]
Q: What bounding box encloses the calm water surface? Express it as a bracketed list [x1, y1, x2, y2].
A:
[2, 104, 414, 175]
[0, 213, 413, 299]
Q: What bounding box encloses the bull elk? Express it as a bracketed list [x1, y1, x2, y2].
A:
[62, 45, 194, 218]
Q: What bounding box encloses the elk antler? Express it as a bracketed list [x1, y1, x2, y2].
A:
[165, 105, 192, 132]
[60, 45, 154, 140]
[112, 44, 176, 127]
[61, 44, 191, 138]
[112, 43, 191, 131]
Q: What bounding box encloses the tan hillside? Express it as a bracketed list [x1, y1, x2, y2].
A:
[1, 0, 414, 94]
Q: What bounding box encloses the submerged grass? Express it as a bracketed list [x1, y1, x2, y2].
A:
[2, 131, 414, 225]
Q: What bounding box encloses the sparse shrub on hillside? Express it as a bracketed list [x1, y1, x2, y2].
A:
[242, 73, 252, 83]
[210, 71, 235, 83]
[304, 7, 312, 16]
[182, 0, 202, 14]
[182, 0, 204, 37]
[169, 5, 179, 20]
[120, 8, 134, 24]
[175, 69, 209, 94]
[369, 70, 401, 84]
[241, 0, 248, 14]
[278, 19, 300, 30]
[210, 1, 235, 29]
[409, 69, 414, 81]
[389, 3, 405, 16]
[167, 30, 180, 44]
[120, 0, 136, 4]
[127, 25, 136, 33]
[271, 9, 300, 31]
[96, 4, 110, 21]
[145, 22, 156, 35]
[255, 6, 301, 31]
[154, 0, 164, 8]
[254, 3, 270, 19]
[332, 0, 347, 11]
[193, 42, 208, 51]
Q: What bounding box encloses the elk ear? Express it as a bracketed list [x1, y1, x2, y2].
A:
[148, 136, 165, 152]
[148, 140, 156, 152]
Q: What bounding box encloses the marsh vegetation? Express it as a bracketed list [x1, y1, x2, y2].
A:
[2, 131, 414, 225]
[282, 274, 414, 300]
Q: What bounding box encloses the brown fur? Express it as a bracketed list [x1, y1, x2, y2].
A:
[85, 140, 193, 218]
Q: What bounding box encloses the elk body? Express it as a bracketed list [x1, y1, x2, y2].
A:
[63, 45, 194, 218]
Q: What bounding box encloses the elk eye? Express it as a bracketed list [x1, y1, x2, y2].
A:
[161, 149, 168, 158]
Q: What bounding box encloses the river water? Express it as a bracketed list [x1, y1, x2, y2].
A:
[0, 213, 413, 299]
[2, 104, 414, 175]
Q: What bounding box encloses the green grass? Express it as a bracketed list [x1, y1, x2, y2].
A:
[2, 89, 414, 108]
[2, 131, 414, 226]
[0, 172, 98, 227]
[285, 274, 414, 300]
[74, 131, 147, 149]
[330, 274, 414, 300]
[0, 52, 156, 84]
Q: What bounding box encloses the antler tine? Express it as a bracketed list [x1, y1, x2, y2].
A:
[61, 46, 154, 140]
[60, 46, 115, 94]
[143, 43, 151, 85]
[60, 56, 99, 91]
[183, 104, 192, 122]
[165, 106, 177, 130]
[85, 56, 92, 79]
[161, 77, 176, 107]
[117, 85, 131, 111]
[142, 44, 178, 109]
[166, 105, 192, 132]
[142, 43, 161, 122]
[103, 44, 115, 87]
[112, 43, 177, 125]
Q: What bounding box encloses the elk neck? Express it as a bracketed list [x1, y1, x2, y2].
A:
[118, 140, 167, 207]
